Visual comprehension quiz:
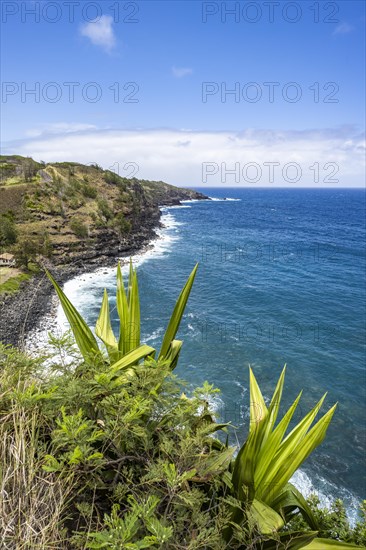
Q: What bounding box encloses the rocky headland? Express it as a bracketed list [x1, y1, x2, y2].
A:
[0, 156, 209, 347]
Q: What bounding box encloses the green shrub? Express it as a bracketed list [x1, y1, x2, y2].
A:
[70, 219, 88, 238]
[70, 178, 82, 192]
[0, 273, 30, 295]
[97, 198, 113, 221]
[82, 184, 98, 199]
[0, 214, 17, 246]
[114, 212, 131, 234]
[68, 197, 85, 210]
[103, 170, 120, 185]
[64, 184, 76, 198]
[0, 162, 16, 172]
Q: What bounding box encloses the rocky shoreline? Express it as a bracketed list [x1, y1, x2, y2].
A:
[0, 185, 209, 349]
[0, 224, 160, 349]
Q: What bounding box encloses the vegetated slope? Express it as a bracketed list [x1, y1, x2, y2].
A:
[0, 156, 207, 266]
[141, 178, 206, 205]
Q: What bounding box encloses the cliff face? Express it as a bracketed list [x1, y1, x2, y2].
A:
[0, 157, 208, 267]
[140, 179, 208, 206]
[0, 157, 209, 346]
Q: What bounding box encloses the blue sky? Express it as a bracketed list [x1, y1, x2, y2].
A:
[1, 0, 365, 186]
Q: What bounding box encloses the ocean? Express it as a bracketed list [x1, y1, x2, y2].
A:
[56, 187, 366, 519]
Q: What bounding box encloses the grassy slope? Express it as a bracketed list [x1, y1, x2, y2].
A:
[0, 157, 205, 266]
[0, 157, 207, 294]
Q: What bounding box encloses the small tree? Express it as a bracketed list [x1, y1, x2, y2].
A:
[12, 231, 52, 269]
[0, 214, 17, 247]
[22, 157, 38, 182]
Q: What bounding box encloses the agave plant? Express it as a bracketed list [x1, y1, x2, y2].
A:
[232, 366, 337, 523]
[228, 367, 365, 548]
[46, 261, 197, 373]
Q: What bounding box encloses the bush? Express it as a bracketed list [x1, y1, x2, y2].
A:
[97, 198, 113, 221]
[103, 170, 120, 185]
[0, 339, 365, 549]
[114, 212, 131, 234]
[68, 197, 85, 210]
[69, 178, 82, 192]
[70, 219, 88, 239]
[11, 231, 52, 268]
[287, 496, 366, 546]
[0, 214, 17, 246]
[82, 184, 98, 199]
[0, 341, 235, 549]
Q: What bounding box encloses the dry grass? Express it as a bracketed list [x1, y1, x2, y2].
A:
[0, 268, 21, 284]
[0, 186, 28, 215]
[0, 406, 73, 549]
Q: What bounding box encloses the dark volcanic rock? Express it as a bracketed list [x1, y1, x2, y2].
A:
[0, 223, 159, 348]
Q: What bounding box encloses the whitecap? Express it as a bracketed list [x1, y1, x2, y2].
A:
[290, 469, 360, 526]
[181, 198, 212, 203]
[161, 205, 191, 210]
[208, 197, 241, 202]
[143, 326, 165, 343]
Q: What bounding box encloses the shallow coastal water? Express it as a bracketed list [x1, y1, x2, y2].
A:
[52, 188, 365, 519]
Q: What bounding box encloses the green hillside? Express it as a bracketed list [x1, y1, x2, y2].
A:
[0, 156, 207, 268]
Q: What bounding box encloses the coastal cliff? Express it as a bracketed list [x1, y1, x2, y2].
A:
[0, 156, 208, 346]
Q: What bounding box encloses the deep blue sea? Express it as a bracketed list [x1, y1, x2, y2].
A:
[58, 188, 366, 518]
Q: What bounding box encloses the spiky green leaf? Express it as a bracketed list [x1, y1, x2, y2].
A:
[127, 270, 140, 353]
[259, 531, 318, 550]
[109, 344, 155, 374]
[163, 339, 183, 371]
[95, 289, 118, 362]
[249, 498, 284, 534]
[46, 269, 102, 365]
[159, 264, 198, 360]
[255, 392, 302, 489]
[116, 261, 129, 355]
[264, 404, 337, 502]
[271, 483, 318, 530]
[303, 539, 365, 549]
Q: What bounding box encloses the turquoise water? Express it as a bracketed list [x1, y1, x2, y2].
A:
[60, 188, 366, 515]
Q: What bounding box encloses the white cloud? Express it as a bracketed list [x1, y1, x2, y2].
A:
[3, 126, 365, 187]
[80, 15, 116, 52]
[26, 123, 98, 138]
[333, 23, 354, 35]
[172, 66, 193, 78]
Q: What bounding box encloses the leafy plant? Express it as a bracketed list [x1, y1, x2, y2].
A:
[46, 261, 198, 372]
[113, 211, 131, 234]
[82, 183, 98, 199]
[70, 218, 89, 239]
[97, 198, 113, 221]
[224, 367, 364, 550]
[2, 264, 365, 549]
[0, 213, 17, 246]
[103, 170, 121, 185]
